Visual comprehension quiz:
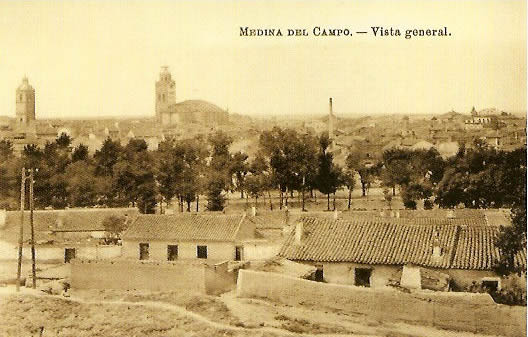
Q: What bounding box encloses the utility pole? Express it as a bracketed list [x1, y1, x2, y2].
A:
[16, 168, 26, 292]
[29, 169, 36, 289]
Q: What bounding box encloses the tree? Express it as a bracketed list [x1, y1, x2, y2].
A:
[64, 161, 98, 207]
[205, 174, 226, 211]
[494, 168, 526, 276]
[102, 215, 128, 244]
[315, 133, 341, 211]
[342, 160, 356, 210]
[230, 151, 249, 199]
[94, 138, 123, 177]
[0, 139, 13, 159]
[205, 131, 234, 211]
[72, 144, 89, 162]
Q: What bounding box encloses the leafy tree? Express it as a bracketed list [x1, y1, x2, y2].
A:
[315, 133, 341, 211]
[205, 174, 226, 211]
[343, 154, 357, 210]
[0, 139, 14, 159]
[494, 169, 526, 276]
[94, 138, 123, 177]
[72, 144, 89, 162]
[230, 151, 249, 199]
[64, 161, 98, 207]
[205, 131, 234, 211]
[102, 215, 129, 243]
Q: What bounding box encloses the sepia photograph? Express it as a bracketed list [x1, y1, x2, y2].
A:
[0, 0, 526, 336]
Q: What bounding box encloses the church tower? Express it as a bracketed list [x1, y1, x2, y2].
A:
[155, 66, 176, 123]
[16, 76, 36, 125]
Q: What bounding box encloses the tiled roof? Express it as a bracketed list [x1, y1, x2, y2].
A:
[452, 226, 526, 270]
[122, 214, 246, 242]
[1, 208, 138, 232]
[278, 217, 526, 271]
[279, 217, 456, 268]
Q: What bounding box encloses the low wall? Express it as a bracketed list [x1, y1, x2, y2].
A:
[237, 270, 527, 337]
[71, 259, 235, 295]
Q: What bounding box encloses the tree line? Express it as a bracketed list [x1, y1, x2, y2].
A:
[0, 128, 525, 214]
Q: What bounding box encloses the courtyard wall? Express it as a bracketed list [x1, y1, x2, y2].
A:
[237, 269, 527, 337]
[71, 259, 235, 295]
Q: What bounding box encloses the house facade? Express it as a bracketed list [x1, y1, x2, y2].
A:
[121, 213, 256, 262]
[279, 217, 526, 292]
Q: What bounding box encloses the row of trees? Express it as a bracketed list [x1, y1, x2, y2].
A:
[0, 128, 525, 214]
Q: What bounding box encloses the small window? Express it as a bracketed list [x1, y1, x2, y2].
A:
[197, 245, 208, 259]
[482, 280, 499, 293]
[167, 245, 178, 261]
[355, 268, 372, 287]
[314, 266, 324, 282]
[139, 243, 149, 260]
[64, 248, 76, 263]
[235, 246, 243, 261]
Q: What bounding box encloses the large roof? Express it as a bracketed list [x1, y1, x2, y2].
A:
[1, 208, 138, 233]
[122, 214, 248, 242]
[279, 217, 526, 271]
[169, 100, 227, 115]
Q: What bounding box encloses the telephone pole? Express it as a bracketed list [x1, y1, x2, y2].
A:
[29, 169, 36, 289]
[16, 168, 26, 292]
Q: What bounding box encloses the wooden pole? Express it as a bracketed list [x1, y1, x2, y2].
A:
[29, 169, 36, 289]
[16, 168, 26, 292]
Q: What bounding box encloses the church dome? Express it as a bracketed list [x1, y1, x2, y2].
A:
[170, 100, 227, 115]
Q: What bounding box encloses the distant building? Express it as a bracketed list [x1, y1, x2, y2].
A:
[15, 76, 36, 125]
[155, 66, 229, 126]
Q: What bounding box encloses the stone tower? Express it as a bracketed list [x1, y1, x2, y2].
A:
[155, 66, 176, 123]
[16, 76, 36, 125]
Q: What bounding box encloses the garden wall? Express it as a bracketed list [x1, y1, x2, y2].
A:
[71, 259, 235, 295]
[237, 270, 526, 337]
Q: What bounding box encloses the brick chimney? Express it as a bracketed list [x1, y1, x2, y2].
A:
[432, 231, 442, 259]
[295, 222, 304, 245]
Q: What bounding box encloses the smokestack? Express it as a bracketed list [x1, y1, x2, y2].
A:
[328, 98, 334, 142]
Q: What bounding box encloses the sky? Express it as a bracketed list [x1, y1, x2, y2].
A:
[0, 0, 525, 119]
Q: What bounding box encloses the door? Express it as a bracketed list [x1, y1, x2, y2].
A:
[64, 248, 76, 263]
[235, 246, 243, 261]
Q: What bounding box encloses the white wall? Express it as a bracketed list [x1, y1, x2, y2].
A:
[122, 239, 236, 262]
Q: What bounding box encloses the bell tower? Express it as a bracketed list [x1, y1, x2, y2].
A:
[155, 66, 176, 123]
[16, 76, 36, 125]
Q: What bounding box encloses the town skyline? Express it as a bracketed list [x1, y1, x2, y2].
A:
[0, 0, 526, 119]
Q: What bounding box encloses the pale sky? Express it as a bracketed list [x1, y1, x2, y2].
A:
[0, 0, 525, 119]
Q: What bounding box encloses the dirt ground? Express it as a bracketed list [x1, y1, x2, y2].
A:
[0, 287, 503, 337]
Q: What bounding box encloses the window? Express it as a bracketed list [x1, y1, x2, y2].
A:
[64, 248, 76, 263]
[314, 266, 324, 282]
[197, 245, 208, 259]
[481, 279, 500, 292]
[235, 246, 243, 261]
[139, 243, 149, 260]
[167, 245, 178, 261]
[355, 268, 372, 287]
